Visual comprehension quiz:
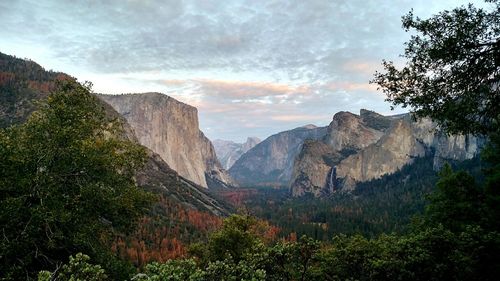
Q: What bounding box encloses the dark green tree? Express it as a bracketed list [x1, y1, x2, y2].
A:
[424, 164, 484, 231]
[373, 0, 500, 236]
[204, 215, 262, 263]
[0, 80, 153, 280]
[372, 0, 499, 135]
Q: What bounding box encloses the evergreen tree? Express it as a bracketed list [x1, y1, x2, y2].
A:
[0, 80, 153, 280]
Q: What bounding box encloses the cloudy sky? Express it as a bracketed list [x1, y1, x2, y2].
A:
[0, 0, 489, 142]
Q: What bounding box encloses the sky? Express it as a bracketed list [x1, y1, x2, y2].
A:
[0, 0, 489, 142]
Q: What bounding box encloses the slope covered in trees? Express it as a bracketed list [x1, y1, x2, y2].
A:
[0, 54, 230, 280]
[0, 52, 71, 127]
[0, 80, 154, 279]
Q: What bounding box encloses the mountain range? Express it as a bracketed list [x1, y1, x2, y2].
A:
[226, 109, 484, 196]
[1, 51, 484, 201]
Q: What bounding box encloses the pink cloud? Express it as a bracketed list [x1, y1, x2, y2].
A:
[324, 81, 378, 92]
[341, 60, 380, 75]
[271, 114, 330, 122]
[196, 79, 311, 99]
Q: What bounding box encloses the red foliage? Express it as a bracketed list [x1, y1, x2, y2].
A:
[111, 195, 222, 267]
[113, 217, 188, 267]
[186, 209, 223, 232]
[27, 80, 55, 93]
[217, 189, 258, 207]
[284, 232, 298, 243]
[0, 72, 15, 85]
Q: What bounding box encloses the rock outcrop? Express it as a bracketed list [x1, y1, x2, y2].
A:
[99, 93, 234, 189]
[334, 118, 427, 191]
[290, 140, 343, 197]
[229, 125, 327, 187]
[324, 111, 385, 153]
[213, 137, 261, 170]
[290, 110, 484, 197]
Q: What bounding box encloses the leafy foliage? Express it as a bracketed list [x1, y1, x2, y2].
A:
[372, 1, 500, 135]
[0, 80, 153, 280]
[38, 253, 108, 281]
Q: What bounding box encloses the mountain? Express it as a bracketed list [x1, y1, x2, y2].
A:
[98, 93, 235, 189]
[213, 137, 261, 170]
[229, 125, 327, 187]
[0, 52, 230, 263]
[290, 109, 484, 197]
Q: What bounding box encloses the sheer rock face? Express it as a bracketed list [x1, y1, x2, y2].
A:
[290, 110, 484, 197]
[334, 119, 427, 191]
[98, 93, 234, 188]
[213, 137, 261, 170]
[229, 125, 327, 187]
[289, 110, 388, 196]
[324, 111, 385, 152]
[290, 140, 342, 197]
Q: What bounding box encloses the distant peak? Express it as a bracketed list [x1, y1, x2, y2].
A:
[246, 136, 261, 143]
[300, 124, 318, 129]
[332, 111, 358, 121]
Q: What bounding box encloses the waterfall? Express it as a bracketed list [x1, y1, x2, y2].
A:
[329, 167, 335, 191]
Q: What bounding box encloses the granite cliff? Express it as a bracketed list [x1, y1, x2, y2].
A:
[213, 137, 261, 170]
[290, 110, 485, 196]
[99, 93, 234, 189]
[229, 125, 327, 187]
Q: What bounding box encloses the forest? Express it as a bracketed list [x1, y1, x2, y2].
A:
[1, 0, 499, 280]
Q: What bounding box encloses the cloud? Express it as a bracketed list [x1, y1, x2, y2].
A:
[271, 114, 331, 122]
[0, 0, 486, 141]
[324, 81, 378, 93]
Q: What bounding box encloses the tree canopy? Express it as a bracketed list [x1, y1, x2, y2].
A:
[373, 0, 499, 135]
[0, 80, 153, 280]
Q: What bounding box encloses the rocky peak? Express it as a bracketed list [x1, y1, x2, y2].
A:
[333, 118, 428, 191]
[98, 93, 234, 188]
[324, 111, 385, 152]
[242, 137, 261, 151]
[290, 110, 484, 197]
[213, 137, 261, 170]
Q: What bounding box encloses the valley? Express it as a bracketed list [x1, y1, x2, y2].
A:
[0, 48, 497, 280]
[1, 0, 498, 279]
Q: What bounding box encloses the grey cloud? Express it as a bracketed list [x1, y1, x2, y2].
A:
[161, 78, 399, 141]
[1, 0, 478, 79]
[0, 0, 484, 141]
